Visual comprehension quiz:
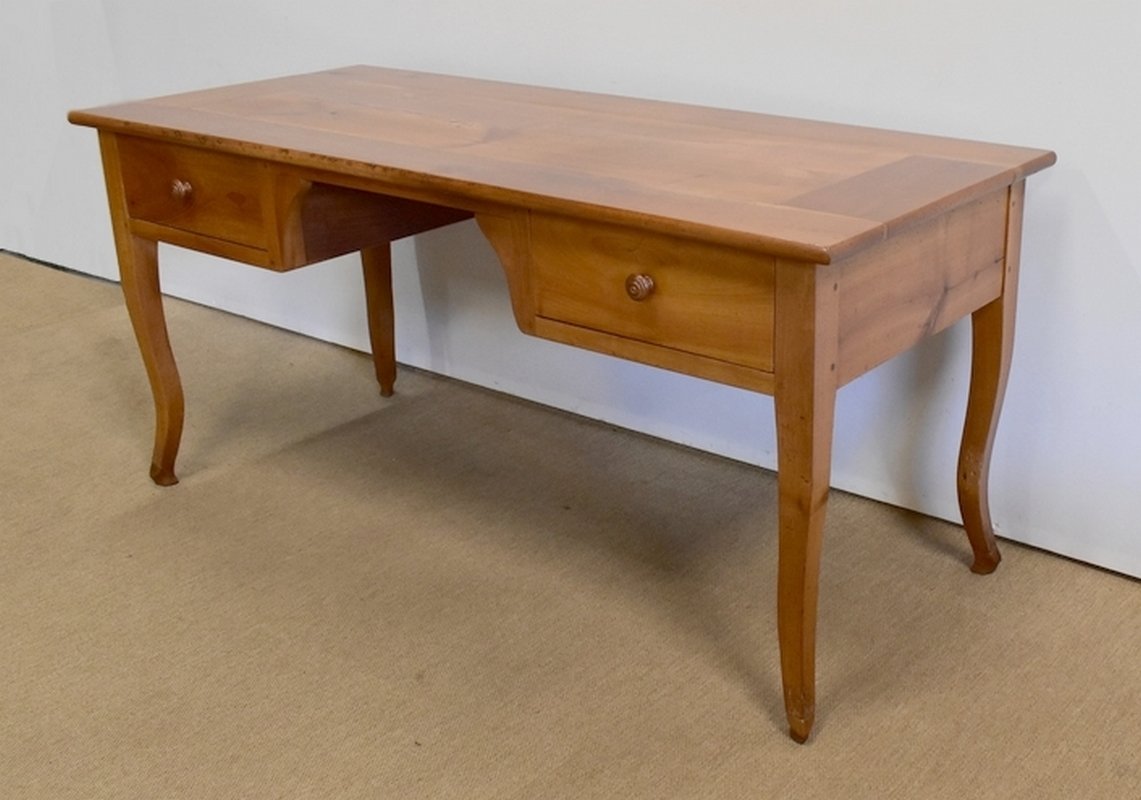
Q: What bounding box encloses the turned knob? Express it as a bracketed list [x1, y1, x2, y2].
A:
[625, 273, 655, 301]
[170, 179, 193, 201]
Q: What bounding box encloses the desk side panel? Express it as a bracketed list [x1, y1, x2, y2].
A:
[835, 189, 1009, 385]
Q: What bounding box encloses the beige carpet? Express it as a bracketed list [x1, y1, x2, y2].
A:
[1, 252, 1138, 798]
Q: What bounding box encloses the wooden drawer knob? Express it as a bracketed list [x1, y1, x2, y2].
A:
[170, 179, 194, 201]
[625, 273, 655, 301]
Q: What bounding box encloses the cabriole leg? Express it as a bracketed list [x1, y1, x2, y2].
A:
[361, 244, 396, 397]
[117, 235, 184, 486]
[774, 260, 840, 743]
[957, 182, 1025, 574]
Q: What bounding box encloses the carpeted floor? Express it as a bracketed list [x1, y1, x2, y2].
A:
[1, 252, 1138, 798]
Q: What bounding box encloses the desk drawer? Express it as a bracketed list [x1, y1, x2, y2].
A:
[118, 136, 269, 249]
[531, 215, 775, 372]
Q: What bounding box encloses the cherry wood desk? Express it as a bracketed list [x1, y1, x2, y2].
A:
[70, 66, 1054, 742]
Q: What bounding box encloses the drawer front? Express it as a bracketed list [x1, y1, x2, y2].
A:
[531, 215, 775, 372]
[118, 136, 269, 249]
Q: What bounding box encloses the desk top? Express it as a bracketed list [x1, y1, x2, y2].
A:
[70, 65, 1054, 263]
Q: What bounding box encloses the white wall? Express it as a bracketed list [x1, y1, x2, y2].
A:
[4, 1, 1139, 577]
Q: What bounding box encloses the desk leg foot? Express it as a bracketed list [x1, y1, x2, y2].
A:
[957, 183, 1023, 574]
[774, 260, 839, 745]
[150, 464, 180, 487]
[789, 720, 812, 745]
[362, 244, 396, 397]
[118, 235, 184, 487]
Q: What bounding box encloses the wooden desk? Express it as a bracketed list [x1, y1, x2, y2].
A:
[70, 66, 1055, 742]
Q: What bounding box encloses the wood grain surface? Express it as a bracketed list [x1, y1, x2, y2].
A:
[70, 66, 1055, 264]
